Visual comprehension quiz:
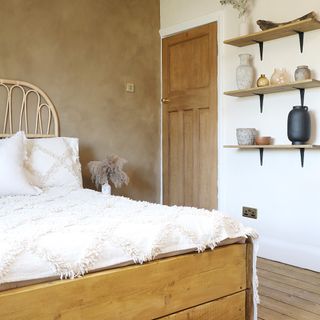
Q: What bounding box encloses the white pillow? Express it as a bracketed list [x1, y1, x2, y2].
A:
[25, 137, 83, 189]
[0, 132, 41, 196]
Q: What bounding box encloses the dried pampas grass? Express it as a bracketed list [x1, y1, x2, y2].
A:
[88, 155, 129, 189]
[220, 0, 248, 18]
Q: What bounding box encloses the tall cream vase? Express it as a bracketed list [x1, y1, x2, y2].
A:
[236, 53, 254, 90]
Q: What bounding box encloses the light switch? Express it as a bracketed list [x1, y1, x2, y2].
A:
[126, 82, 135, 93]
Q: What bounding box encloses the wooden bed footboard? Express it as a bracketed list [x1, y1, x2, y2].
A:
[0, 243, 254, 320]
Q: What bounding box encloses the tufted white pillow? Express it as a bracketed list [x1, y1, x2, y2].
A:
[25, 137, 83, 189]
[0, 132, 41, 196]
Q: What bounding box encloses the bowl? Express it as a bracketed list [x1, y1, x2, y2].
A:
[255, 136, 271, 145]
[236, 128, 257, 145]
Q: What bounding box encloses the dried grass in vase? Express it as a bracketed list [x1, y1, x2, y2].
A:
[88, 155, 129, 194]
[220, 0, 248, 18]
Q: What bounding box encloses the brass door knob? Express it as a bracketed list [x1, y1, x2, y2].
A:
[161, 98, 170, 104]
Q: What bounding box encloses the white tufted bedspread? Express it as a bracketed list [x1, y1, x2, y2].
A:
[0, 187, 258, 283]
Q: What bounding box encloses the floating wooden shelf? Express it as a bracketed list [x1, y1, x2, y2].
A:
[224, 18, 320, 60]
[224, 79, 320, 113]
[224, 144, 320, 167]
[224, 145, 320, 149]
[224, 19, 320, 47]
[224, 79, 320, 97]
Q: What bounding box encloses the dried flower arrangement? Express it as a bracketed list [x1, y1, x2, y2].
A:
[220, 0, 248, 18]
[88, 155, 129, 190]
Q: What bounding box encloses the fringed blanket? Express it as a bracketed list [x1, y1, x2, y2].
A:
[0, 187, 259, 316]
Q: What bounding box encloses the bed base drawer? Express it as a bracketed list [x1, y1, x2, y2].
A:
[158, 291, 246, 320]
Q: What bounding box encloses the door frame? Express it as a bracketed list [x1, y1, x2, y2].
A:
[159, 11, 225, 210]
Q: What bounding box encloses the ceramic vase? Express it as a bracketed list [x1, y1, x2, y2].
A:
[270, 68, 290, 85]
[270, 68, 281, 85]
[294, 66, 311, 81]
[102, 182, 111, 195]
[236, 128, 257, 145]
[257, 74, 269, 87]
[287, 106, 311, 145]
[236, 54, 254, 90]
[239, 15, 250, 36]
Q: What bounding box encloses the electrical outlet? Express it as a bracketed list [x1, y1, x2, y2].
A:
[242, 207, 258, 219]
[126, 82, 135, 93]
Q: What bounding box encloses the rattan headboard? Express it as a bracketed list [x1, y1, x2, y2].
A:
[0, 79, 59, 138]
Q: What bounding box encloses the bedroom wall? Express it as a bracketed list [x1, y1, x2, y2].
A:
[0, 0, 161, 202]
[160, 0, 320, 271]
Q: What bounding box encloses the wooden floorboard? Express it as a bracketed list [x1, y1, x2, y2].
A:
[259, 305, 295, 320]
[258, 258, 320, 320]
[258, 258, 320, 285]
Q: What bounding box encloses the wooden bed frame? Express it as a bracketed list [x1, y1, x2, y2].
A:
[0, 243, 253, 320]
[0, 80, 254, 319]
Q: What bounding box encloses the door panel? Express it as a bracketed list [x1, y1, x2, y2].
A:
[199, 108, 211, 208]
[169, 35, 210, 91]
[162, 22, 218, 210]
[168, 111, 183, 206]
[183, 110, 194, 207]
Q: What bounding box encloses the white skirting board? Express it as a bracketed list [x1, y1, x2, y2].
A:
[258, 237, 320, 272]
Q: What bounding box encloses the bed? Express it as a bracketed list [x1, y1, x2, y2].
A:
[0, 79, 258, 320]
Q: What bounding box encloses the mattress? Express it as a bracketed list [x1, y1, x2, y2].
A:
[0, 187, 255, 291]
[0, 237, 245, 291]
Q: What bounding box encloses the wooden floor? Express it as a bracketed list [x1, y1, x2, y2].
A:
[257, 258, 320, 320]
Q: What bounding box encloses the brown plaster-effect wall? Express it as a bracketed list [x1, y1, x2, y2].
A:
[0, 0, 161, 202]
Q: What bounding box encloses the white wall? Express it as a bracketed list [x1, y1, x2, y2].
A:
[160, 0, 320, 272]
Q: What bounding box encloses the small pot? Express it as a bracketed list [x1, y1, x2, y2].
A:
[257, 74, 269, 87]
[294, 66, 311, 81]
[255, 136, 271, 145]
[236, 128, 257, 145]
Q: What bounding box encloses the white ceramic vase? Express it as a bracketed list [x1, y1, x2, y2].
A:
[102, 182, 111, 195]
[239, 15, 249, 36]
[236, 54, 254, 90]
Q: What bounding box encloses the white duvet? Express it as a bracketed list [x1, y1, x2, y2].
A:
[0, 187, 258, 284]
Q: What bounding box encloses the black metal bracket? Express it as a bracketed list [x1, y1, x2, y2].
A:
[293, 88, 305, 105]
[300, 148, 305, 167]
[254, 41, 264, 61]
[299, 88, 305, 106]
[294, 31, 305, 53]
[254, 147, 307, 168]
[259, 148, 264, 166]
[253, 31, 303, 60]
[254, 88, 305, 113]
[254, 94, 264, 113]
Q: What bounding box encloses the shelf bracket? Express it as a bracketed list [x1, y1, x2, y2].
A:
[299, 88, 305, 106]
[254, 94, 264, 113]
[294, 31, 304, 53]
[300, 148, 305, 168]
[293, 87, 305, 105]
[254, 41, 264, 61]
[259, 148, 264, 166]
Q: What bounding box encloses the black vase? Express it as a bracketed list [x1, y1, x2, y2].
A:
[287, 106, 311, 145]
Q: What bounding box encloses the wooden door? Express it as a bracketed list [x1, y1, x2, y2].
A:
[162, 23, 218, 210]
